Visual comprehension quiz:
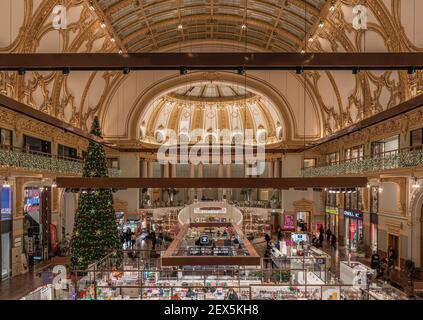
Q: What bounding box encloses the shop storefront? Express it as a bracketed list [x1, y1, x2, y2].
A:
[23, 187, 43, 265]
[296, 211, 311, 232]
[369, 186, 379, 253]
[325, 207, 339, 237]
[344, 209, 364, 251]
[1, 186, 13, 280]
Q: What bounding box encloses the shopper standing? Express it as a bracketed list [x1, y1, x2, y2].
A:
[125, 228, 131, 248]
[388, 247, 396, 271]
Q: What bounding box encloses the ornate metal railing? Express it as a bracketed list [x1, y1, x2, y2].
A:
[0, 146, 120, 176]
[302, 147, 423, 177]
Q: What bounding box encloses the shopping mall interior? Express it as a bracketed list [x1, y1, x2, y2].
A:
[0, 0, 423, 303]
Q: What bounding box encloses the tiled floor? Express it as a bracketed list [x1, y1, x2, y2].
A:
[0, 271, 43, 300]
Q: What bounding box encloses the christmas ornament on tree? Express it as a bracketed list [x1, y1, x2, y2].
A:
[70, 116, 121, 270]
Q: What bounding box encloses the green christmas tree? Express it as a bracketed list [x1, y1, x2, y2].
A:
[70, 116, 121, 270]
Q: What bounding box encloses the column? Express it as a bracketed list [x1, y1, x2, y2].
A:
[218, 163, 224, 200]
[273, 160, 280, 178]
[189, 162, 195, 202]
[147, 160, 153, 204]
[171, 163, 177, 178]
[163, 162, 170, 178]
[225, 164, 232, 200]
[148, 161, 154, 178]
[141, 159, 148, 178]
[197, 162, 203, 200]
[268, 160, 274, 178]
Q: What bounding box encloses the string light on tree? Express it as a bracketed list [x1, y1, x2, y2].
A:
[70, 116, 121, 270]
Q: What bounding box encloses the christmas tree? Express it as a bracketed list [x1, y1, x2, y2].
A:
[70, 116, 121, 270]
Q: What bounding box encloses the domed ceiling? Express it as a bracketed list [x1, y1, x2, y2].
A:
[96, 0, 328, 52]
[139, 81, 283, 146]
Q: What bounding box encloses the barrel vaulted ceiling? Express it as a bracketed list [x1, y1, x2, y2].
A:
[0, 0, 422, 148]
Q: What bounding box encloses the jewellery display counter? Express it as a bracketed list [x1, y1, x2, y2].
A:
[366, 282, 410, 300]
[250, 284, 366, 300]
[340, 261, 375, 287]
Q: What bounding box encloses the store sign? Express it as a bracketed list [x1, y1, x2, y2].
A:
[200, 235, 209, 245]
[282, 213, 295, 230]
[343, 209, 363, 219]
[0, 187, 13, 220]
[194, 207, 226, 214]
[325, 207, 338, 215]
[291, 233, 307, 243]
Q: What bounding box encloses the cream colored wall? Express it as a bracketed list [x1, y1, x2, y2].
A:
[113, 153, 139, 213]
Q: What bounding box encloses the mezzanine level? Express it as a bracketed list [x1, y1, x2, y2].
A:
[302, 147, 423, 177]
[0, 145, 120, 176]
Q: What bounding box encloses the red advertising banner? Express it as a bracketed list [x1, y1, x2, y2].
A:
[50, 224, 58, 256]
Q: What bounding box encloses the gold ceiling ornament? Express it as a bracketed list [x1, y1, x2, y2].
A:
[0, 0, 420, 147]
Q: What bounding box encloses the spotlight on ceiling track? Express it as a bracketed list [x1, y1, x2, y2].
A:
[408, 67, 416, 75]
[180, 67, 188, 75]
[62, 67, 70, 75]
[18, 68, 26, 76]
[237, 67, 245, 75]
[352, 67, 359, 75]
[296, 67, 303, 74]
[123, 67, 130, 75]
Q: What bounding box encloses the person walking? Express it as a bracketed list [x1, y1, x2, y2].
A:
[326, 228, 332, 242]
[330, 234, 337, 251]
[150, 231, 157, 250]
[318, 231, 324, 248]
[131, 232, 137, 249]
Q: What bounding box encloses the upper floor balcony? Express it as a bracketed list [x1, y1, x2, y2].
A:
[0, 144, 120, 176]
[302, 147, 423, 177]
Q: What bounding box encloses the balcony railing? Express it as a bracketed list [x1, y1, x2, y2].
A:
[302, 147, 423, 177]
[0, 145, 120, 176]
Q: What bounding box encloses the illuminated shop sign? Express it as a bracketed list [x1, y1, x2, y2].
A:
[291, 233, 308, 243]
[1, 187, 13, 220]
[325, 207, 338, 215]
[194, 207, 226, 214]
[282, 213, 295, 230]
[343, 209, 363, 219]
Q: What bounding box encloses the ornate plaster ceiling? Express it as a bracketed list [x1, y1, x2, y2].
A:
[138, 80, 284, 146]
[0, 0, 422, 149]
